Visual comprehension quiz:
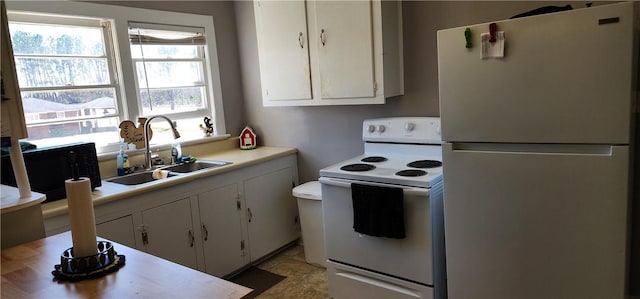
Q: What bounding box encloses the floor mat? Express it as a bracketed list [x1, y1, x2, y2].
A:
[229, 267, 286, 299]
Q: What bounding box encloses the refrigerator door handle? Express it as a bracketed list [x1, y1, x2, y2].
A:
[448, 143, 615, 155]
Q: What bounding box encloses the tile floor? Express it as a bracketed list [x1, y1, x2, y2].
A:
[254, 248, 640, 299]
[254, 245, 329, 299]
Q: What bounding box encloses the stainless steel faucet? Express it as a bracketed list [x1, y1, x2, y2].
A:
[143, 115, 180, 170]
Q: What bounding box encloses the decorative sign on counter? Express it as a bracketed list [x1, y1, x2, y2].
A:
[239, 126, 257, 150]
[119, 118, 151, 149]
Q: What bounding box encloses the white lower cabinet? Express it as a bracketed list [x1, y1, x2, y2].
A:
[198, 183, 248, 277]
[195, 157, 301, 276]
[244, 167, 300, 261]
[44, 153, 300, 278]
[95, 215, 136, 249]
[139, 198, 198, 269]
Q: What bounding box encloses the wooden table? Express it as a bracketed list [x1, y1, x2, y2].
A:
[1, 232, 252, 298]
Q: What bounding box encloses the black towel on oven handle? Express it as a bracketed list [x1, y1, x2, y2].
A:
[351, 183, 406, 239]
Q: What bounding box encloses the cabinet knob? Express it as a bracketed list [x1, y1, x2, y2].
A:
[405, 122, 415, 132]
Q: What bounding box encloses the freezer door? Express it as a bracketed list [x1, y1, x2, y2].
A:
[437, 2, 636, 144]
[442, 143, 630, 299]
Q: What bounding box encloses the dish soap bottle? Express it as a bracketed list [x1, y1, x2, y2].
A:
[116, 145, 129, 176]
[171, 142, 182, 164]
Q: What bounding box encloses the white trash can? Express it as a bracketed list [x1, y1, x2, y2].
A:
[292, 181, 326, 268]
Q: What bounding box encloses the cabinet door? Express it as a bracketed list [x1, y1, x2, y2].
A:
[198, 183, 248, 277]
[141, 198, 197, 269]
[255, 0, 311, 101]
[314, 0, 374, 99]
[244, 167, 300, 260]
[96, 215, 136, 249]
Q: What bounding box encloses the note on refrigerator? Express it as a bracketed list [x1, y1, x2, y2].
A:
[481, 31, 505, 59]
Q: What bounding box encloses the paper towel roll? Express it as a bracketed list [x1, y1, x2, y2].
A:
[65, 178, 97, 258]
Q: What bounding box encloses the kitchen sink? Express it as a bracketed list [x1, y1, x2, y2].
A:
[107, 171, 177, 186]
[161, 160, 231, 173]
[107, 160, 230, 186]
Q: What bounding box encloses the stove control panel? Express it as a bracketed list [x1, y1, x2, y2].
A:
[363, 117, 441, 144]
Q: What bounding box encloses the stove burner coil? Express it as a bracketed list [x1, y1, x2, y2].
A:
[396, 169, 427, 177]
[407, 160, 442, 169]
[340, 163, 376, 172]
[361, 156, 388, 163]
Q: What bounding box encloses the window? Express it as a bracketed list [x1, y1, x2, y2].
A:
[128, 23, 213, 145]
[8, 12, 122, 149]
[129, 23, 208, 117]
[5, 1, 226, 154]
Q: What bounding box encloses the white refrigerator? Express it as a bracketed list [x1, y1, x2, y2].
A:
[437, 2, 638, 299]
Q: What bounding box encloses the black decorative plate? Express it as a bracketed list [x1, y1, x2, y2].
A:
[52, 241, 126, 282]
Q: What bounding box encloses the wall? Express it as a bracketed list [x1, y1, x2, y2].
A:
[235, 1, 602, 182]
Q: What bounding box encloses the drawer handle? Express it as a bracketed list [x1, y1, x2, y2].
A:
[298, 32, 304, 48]
[141, 229, 149, 246]
[202, 224, 209, 241]
[320, 29, 326, 46]
[188, 229, 195, 247]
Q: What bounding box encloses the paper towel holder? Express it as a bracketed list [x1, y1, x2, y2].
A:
[51, 152, 126, 281]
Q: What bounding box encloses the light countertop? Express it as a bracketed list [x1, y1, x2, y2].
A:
[1, 185, 46, 214]
[41, 139, 297, 219]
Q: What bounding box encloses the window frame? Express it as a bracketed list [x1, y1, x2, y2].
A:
[8, 13, 124, 144]
[128, 22, 212, 121]
[5, 0, 227, 154]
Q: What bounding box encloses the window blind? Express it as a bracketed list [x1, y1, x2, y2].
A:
[128, 22, 205, 45]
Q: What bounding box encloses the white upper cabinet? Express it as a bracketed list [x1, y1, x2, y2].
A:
[254, 0, 312, 101]
[254, 0, 403, 106]
[314, 1, 374, 99]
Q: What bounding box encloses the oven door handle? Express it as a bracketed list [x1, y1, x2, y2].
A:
[319, 177, 429, 197]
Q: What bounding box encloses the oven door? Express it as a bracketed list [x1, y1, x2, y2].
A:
[319, 176, 439, 286]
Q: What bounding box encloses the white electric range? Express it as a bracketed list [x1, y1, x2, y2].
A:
[319, 117, 446, 299]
